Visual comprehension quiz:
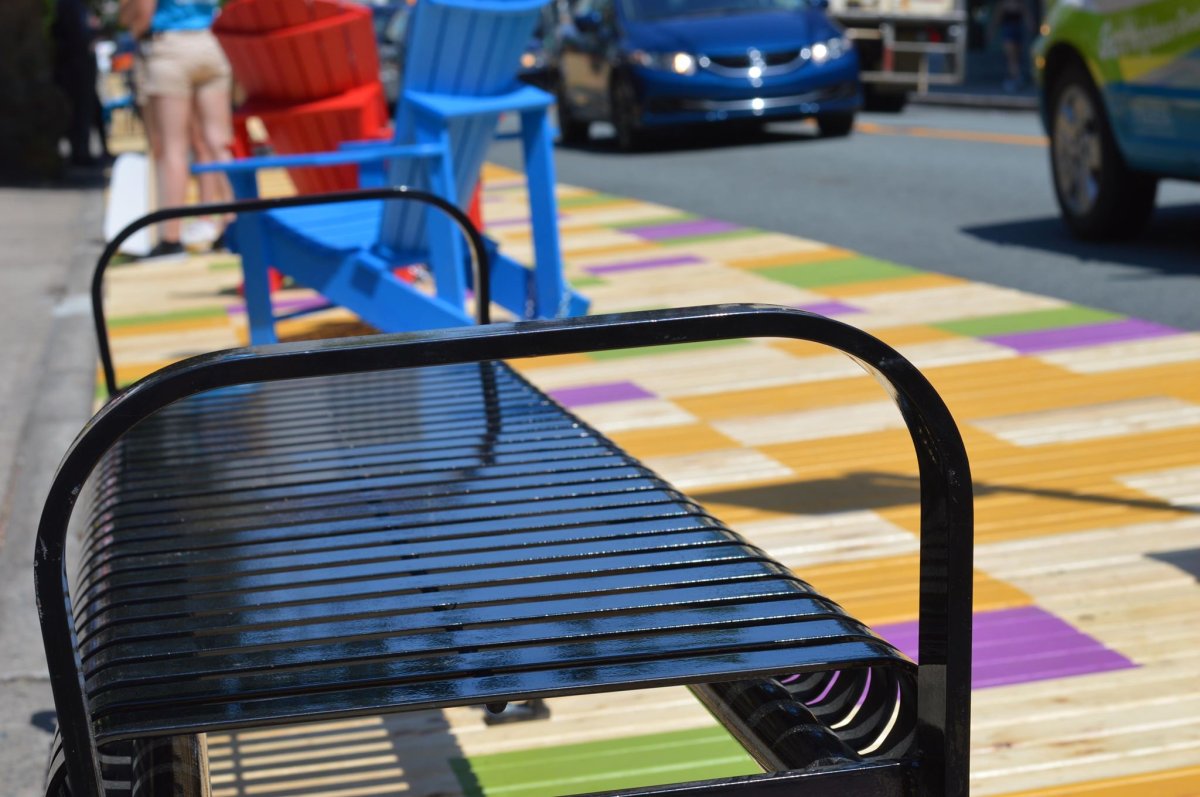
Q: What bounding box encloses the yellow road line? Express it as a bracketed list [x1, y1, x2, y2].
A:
[857, 121, 1049, 148]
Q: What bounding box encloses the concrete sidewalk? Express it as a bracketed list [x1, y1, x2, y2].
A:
[0, 177, 106, 796]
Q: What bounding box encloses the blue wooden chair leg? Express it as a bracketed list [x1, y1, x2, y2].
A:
[420, 124, 466, 311]
[520, 107, 569, 318]
[227, 172, 278, 344]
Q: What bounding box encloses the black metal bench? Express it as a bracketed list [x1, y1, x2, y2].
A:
[36, 192, 973, 797]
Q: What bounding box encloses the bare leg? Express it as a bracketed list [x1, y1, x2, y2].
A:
[193, 78, 234, 224]
[148, 93, 192, 242]
[190, 110, 231, 205]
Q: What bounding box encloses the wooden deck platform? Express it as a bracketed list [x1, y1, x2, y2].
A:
[100, 163, 1200, 797]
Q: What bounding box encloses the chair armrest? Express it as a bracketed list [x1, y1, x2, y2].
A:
[192, 142, 443, 175]
[406, 83, 553, 120]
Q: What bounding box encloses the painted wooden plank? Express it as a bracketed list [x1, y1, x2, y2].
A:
[643, 448, 792, 490]
[973, 397, 1200, 447]
[1036, 332, 1200, 374]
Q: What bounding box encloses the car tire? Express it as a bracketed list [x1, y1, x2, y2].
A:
[610, 76, 646, 152]
[1049, 62, 1158, 240]
[864, 87, 907, 113]
[556, 85, 590, 146]
[816, 112, 855, 137]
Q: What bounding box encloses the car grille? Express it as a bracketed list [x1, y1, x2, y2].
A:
[703, 49, 805, 76]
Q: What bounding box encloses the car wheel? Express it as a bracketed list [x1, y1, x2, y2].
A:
[556, 84, 590, 145]
[816, 112, 855, 138]
[1049, 63, 1157, 240]
[863, 87, 907, 113]
[610, 76, 646, 152]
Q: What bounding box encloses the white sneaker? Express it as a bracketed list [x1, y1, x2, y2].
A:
[182, 218, 220, 250]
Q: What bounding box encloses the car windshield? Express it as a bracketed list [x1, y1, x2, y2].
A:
[620, 0, 807, 22]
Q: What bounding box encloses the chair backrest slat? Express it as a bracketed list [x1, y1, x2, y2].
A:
[379, 0, 547, 254]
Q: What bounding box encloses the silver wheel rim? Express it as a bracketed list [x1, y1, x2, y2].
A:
[1053, 84, 1103, 217]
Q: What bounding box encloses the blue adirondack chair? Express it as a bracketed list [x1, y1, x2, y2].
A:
[196, 0, 588, 344]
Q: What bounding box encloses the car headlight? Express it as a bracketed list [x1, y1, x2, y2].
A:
[630, 50, 697, 76]
[806, 35, 852, 65]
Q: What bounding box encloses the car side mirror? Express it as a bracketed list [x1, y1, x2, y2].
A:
[573, 10, 603, 32]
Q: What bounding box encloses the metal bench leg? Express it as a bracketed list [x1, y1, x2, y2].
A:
[131, 735, 211, 797]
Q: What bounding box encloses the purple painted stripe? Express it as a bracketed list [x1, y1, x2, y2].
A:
[972, 646, 1134, 689]
[586, 255, 706, 275]
[804, 671, 840, 705]
[984, 318, 1178, 354]
[625, 218, 742, 240]
[794, 300, 863, 317]
[876, 605, 1135, 689]
[227, 296, 330, 316]
[548, 381, 655, 408]
[487, 213, 565, 229]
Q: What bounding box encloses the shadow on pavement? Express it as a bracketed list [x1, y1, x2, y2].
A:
[694, 471, 1194, 518]
[1148, 547, 1200, 582]
[556, 121, 827, 155]
[961, 203, 1200, 278]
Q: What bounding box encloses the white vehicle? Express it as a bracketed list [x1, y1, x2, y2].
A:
[825, 0, 965, 110]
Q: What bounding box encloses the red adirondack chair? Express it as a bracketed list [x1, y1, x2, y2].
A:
[213, 0, 389, 195]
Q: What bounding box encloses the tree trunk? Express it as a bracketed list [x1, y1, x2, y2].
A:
[0, 0, 68, 181]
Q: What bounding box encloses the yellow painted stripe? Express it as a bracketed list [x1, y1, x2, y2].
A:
[857, 121, 1049, 148]
[108, 315, 231, 338]
[998, 765, 1200, 796]
[820, 272, 965, 298]
[510, 353, 598, 370]
[610, 424, 740, 459]
[797, 554, 1031, 626]
[725, 247, 856, 269]
[565, 241, 661, 259]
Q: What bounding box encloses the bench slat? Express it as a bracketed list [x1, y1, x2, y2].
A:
[72, 361, 914, 750]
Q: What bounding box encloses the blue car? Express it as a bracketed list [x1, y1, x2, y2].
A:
[555, 0, 860, 149]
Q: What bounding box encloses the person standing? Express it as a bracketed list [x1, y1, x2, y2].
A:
[53, 0, 106, 167]
[120, 0, 233, 257]
[988, 0, 1036, 92]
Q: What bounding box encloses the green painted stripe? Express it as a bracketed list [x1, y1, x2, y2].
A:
[451, 726, 758, 797]
[933, 306, 1121, 337]
[463, 727, 739, 772]
[558, 193, 625, 209]
[108, 305, 228, 329]
[659, 228, 762, 246]
[207, 259, 241, 272]
[610, 213, 698, 230]
[757, 256, 918, 288]
[588, 338, 749, 360]
[570, 275, 608, 289]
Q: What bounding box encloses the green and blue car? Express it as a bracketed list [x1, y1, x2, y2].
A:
[1034, 0, 1200, 238]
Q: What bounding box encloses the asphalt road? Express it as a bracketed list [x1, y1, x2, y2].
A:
[489, 105, 1200, 330]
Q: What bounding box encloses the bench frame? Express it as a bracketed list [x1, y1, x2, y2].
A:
[38, 193, 973, 797]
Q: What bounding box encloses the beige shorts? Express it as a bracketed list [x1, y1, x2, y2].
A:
[136, 29, 231, 99]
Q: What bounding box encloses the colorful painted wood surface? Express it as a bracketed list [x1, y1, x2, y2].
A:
[103, 163, 1200, 797]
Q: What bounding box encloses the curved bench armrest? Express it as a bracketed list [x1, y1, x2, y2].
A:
[90, 188, 491, 398]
